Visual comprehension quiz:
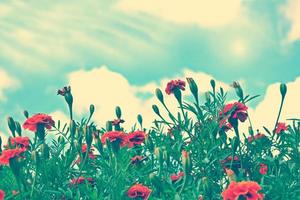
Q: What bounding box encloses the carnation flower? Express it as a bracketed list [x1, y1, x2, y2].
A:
[219, 102, 248, 124]
[222, 181, 264, 200]
[127, 184, 151, 200]
[10, 137, 30, 148]
[127, 131, 146, 148]
[70, 177, 94, 186]
[131, 156, 144, 165]
[259, 164, 268, 175]
[165, 79, 186, 95]
[57, 86, 71, 96]
[170, 172, 184, 182]
[247, 133, 266, 143]
[101, 131, 128, 147]
[275, 122, 288, 134]
[23, 113, 54, 132]
[0, 190, 5, 200]
[0, 148, 27, 165]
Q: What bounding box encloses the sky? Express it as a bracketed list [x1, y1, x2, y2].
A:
[0, 0, 300, 139]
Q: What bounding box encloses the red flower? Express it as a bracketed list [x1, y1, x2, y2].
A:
[219, 102, 248, 123]
[127, 184, 151, 200]
[220, 156, 241, 169]
[131, 156, 144, 164]
[101, 131, 128, 147]
[0, 148, 26, 165]
[111, 119, 125, 126]
[170, 172, 184, 182]
[70, 177, 94, 185]
[127, 131, 146, 148]
[0, 190, 5, 200]
[57, 86, 71, 96]
[247, 133, 266, 143]
[81, 144, 96, 159]
[165, 79, 186, 95]
[10, 137, 30, 148]
[259, 164, 268, 175]
[219, 118, 233, 132]
[23, 113, 54, 132]
[275, 122, 288, 134]
[222, 181, 264, 200]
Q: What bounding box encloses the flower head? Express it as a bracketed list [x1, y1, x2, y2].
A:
[0, 148, 26, 165]
[101, 131, 128, 147]
[259, 164, 268, 175]
[0, 190, 5, 200]
[23, 113, 54, 132]
[57, 86, 71, 96]
[247, 133, 266, 143]
[222, 181, 264, 200]
[170, 172, 184, 182]
[131, 156, 144, 165]
[127, 131, 146, 148]
[165, 79, 186, 95]
[81, 144, 96, 159]
[70, 177, 94, 186]
[10, 137, 30, 148]
[275, 122, 288, 134]
[219, 102, 248, 123]
[127, 184, 151, 200]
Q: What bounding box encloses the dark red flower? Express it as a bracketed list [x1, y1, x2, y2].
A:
[101, 131, 128, 147]
[111, 119, 125, 126]
[0, 148, 26, 165]
[131, 156, 144, 164]
[57, 86, 71, 96]
[23, 113, 54, 132]
[219, 118, 233, 132]
[81, 144, 96, 159]
[222, 181, 264, 200]
[170, 172, 184, 182]
[70, 177, 94, 186]
[259, 164, 268, 175]
[220, 156, 241, 169]
[219, 102, 248, 123]
[128, 131, 146, 148]
[275, 122, 288, 134]
[127, 184, 151, 200]
[10, 137, 30, 148]
[165, 79, 186, 95]
[0, 190, 5, 200]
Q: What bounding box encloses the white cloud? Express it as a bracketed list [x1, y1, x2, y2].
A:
[50, 110, 70, 128]
[0, 68, 19, 101]
[66, 66, 231, 130]
[249, 77, 300, 132]
[281, 0, 300, 42]
[0, 131, 8, 144]
[116, 0, 243, 28]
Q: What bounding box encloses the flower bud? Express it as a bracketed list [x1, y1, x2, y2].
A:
[85, 127, 93, 149]
[210, 79, 216, 90]
[0, 136, 2, 153]
[155, 88, 164, 104]
[106, 121, 113, 131]
[137, 114, 143, 126]
[15, 121, 22, 136]
[232, 81, 243, 99]
[23, 110, 29, 118]
[225, 168, 236, 182]
[205, 92, 211, 104]
[187, 77, 198, 103]
[280, 83, 287, 99]
[89, 104, 95, 117]
[152, 105, 160, 116]
[7, 117, 16, 137]
[182, 150, 191, 174]
[115, 106, 122, 119]
[64, 92, 73, 107]
[173, 88, 182, 105]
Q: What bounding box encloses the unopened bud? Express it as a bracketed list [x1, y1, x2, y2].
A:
[210, 79, 216, 90]
[7, 117, 16, 137]
[152, 105, 160, 116]
[115, 106, 122, 119]
[15, 122, 22, 136]
[280, 83, 287, 99]
[137, 114, 143, 126]
[89, 104, 95, 116]
[23, 110, 29, 118]
[187, 78, 199, 103]
[155, 88, 164, 104]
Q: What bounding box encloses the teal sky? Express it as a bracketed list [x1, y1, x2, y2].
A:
[0, 0, 300, 135]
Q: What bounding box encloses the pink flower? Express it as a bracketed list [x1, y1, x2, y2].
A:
[219, 102, 248, 123]
[10, 137, 30, 148]
[127, 184, 151, 200]
[127, 131, 146, 148]
[0, 190, 5, 200]
[170, 172, 184, 182]
[0, 148, 27, 165]
[259, 164, 268, 175]
[275, 122, 288, 134]
[101, 131, 128, 147]
[131, 156, 144, 164]
[70, 177, 94, 186]
[23, 113, 54, 132]
[165, 79, 186, 95]
[247, 133, 266, 143]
